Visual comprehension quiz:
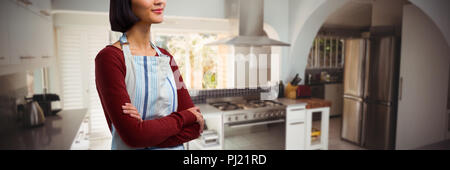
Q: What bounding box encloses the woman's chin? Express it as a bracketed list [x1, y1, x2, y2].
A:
[150, 17, 164, 24]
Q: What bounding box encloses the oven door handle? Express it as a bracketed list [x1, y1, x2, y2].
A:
[225, 119, 285, 128]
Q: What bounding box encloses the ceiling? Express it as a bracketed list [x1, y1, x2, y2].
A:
[322, 0, 373, 28]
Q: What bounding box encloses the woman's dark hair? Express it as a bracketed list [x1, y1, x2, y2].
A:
[110, 0, 140, 33]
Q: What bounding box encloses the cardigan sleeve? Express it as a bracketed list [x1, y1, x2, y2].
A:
[95, 46, 197, 148]
[155, 48, 201, 147]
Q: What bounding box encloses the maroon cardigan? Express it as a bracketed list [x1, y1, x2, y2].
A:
[95, 45, 200, 148]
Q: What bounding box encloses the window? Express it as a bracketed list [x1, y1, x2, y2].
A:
[149, 17, 282, 90]
[307, 36, 345, 69]
[57, 26, 111, 149]
[153, 32, 232, 90]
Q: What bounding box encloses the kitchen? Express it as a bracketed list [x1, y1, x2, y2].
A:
[0, 0, 449, 151]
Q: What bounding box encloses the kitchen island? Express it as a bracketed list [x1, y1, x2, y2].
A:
[277, 98, 330, 150]
[191, 98, 330, 150]
[0, 109, 87, 150]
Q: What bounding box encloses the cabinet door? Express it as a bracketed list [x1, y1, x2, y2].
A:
[36, 14, 53, 61]
[9, 2, 36, 64]
[42, 20, 54, 61]
[27, 9, 40, 64]
[8, 1, 22, 65]
[286, 106, 306, 150]
[0, 1, 11, 65]
[286, 120, 306, 150]
[32, 0, 53, 61]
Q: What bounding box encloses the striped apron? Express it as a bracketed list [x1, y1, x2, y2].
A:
[110, 33, 182, 150]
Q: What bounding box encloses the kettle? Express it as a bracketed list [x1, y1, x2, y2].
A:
[23, 100, 46, 128]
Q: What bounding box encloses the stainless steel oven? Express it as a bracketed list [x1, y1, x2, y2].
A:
[209, 98, 287, 150]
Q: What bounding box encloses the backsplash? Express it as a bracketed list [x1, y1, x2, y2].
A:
[0, 72, 30, 133]
[304, 68, 343, 85]
[190, 88, 270, 104]
[0, 87, 28, 134]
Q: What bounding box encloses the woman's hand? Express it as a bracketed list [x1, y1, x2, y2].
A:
[187, 107, 204, 134]
[122, 103, 143, 122]
[121, 103, 204, 133]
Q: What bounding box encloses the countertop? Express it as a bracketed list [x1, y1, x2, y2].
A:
[276, 98, 331, 109]
[306, 81, 343, 86]
[196, 98, 331, 115]
[196, 103, 222, 116]
[0, 109, 87, 150]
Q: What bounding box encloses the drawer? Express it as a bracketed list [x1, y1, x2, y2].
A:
[287, 107, 306, 122]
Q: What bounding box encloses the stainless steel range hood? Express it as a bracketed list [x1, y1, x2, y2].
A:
[207, 0, 290, 46]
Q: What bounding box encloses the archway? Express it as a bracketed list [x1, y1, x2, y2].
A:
[287, 0, 450, 150]
[286, 0, 449, 83]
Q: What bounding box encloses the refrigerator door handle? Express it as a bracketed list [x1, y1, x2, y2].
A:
[343, 94, 364, 102]
[399, 77, 403, 101]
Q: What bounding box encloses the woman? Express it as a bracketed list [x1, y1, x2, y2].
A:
[95, 0, 204, 150]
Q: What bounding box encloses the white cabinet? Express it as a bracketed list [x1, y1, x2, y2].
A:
[305, 107, 329, 150]
[37, 14, 54, 61]
[33, 0, 54, 61]
[187, 113, 223, 150]
[285, 103, 330, 150]
[285, 105, 306, 150]
[8, 0, 30, 64]
[8, 0, 40, 64]
[324, 83, 343, 116]
[6, 0, 53, 65]
[0, 1, 11, 65]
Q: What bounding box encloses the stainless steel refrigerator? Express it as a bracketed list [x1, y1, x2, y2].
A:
[341, 35, 399, 150]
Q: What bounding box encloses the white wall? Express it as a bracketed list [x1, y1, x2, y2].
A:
[396, 4, 450, 149]
[52, 0, 109, 12]
[409, 0, 450, 47]
[371, 0, 404, 35]
[286, 0, 450, 83]
[0, 72, 27, 95]
[323, 1, 372, 28]
[265, 0, 290, 80]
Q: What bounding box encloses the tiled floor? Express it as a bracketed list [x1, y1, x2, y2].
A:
[223, 116, 364, 150]
[79, 116, 363, 150]
[326, 116, 365, 150]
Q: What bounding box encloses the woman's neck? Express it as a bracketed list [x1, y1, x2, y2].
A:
[126, 21, 153, 51]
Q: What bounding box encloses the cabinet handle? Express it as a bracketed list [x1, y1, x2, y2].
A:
[42, 56, 50, 59]
[20, 56, 35, 60]
[18, 0, 32, 6]
[40, 10, 50, 16]
[289, 122, 304, 125]
[399, 77, 403, 101]
[290, 108, 304, 112]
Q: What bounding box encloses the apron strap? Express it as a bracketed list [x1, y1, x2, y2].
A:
[119, 33, 133, 58]
[150, 41, 164, 57]
[120, 33, 166, 57]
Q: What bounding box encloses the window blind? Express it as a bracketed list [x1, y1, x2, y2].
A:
[57, 26, 111, 149]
